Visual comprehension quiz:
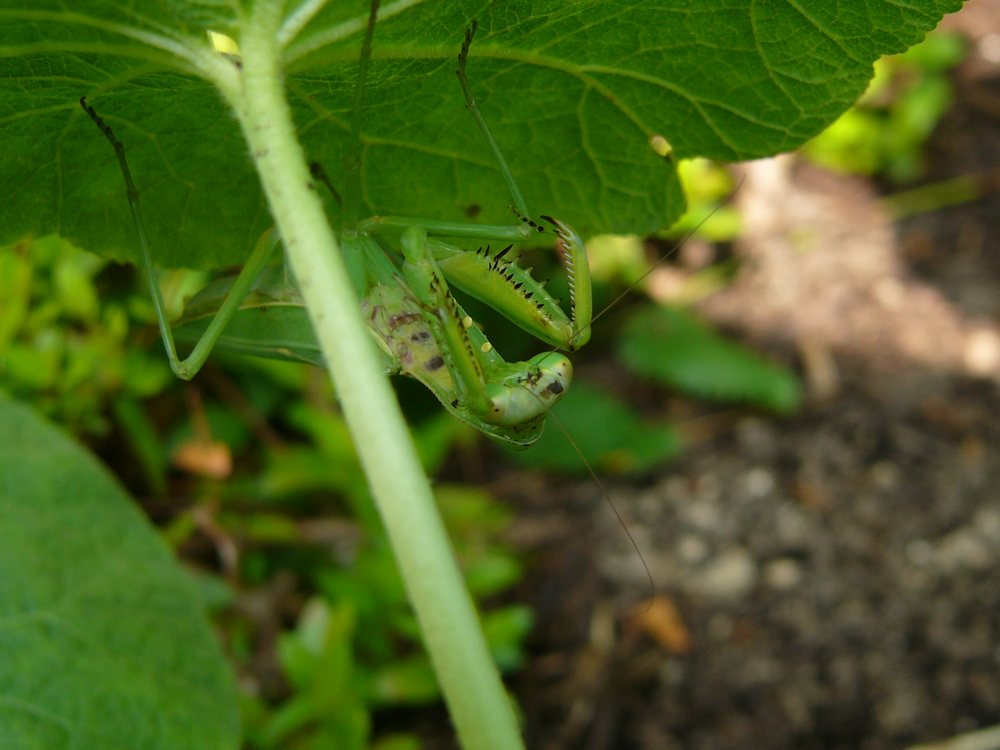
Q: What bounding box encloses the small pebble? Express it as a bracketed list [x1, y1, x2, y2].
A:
[936, 529, 992, 572]
[676, 533, 709, 565]
[905, 539, 935, 566]
[683, 499, 723, 532]
[972, 507, 1000, 544]
[743, 466, 776, 498]
[765, 557, 803, 590]
[694, 548, 757, 602]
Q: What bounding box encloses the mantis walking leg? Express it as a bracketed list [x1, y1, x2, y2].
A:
[453, 21, 592, 350]
[80, 97, 280, 380]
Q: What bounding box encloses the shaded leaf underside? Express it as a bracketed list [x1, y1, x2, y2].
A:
[0, 0, 963, 268]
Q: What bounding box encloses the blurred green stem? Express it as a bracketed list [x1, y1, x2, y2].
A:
[881, 169, 998, 219]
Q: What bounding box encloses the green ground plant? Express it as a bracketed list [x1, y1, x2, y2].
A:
[0, 235, 170, 434]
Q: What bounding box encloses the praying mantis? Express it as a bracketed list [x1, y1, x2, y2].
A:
[81, 12, 592, 449]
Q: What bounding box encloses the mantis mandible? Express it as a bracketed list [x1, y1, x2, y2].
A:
[80, 9, 593, 448]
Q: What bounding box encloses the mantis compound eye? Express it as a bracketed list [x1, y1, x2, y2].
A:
[484, 352, 573, 427]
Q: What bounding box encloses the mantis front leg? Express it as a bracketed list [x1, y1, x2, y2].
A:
[425, 216, 592, 351]
[357, 215, 592, 351]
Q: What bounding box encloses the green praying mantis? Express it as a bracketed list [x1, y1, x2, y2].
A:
[80, 11, 596, 449]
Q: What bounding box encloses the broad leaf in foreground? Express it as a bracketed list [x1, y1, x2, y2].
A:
[0, 397, 239, 750]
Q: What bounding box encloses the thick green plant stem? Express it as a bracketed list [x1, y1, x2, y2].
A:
[223, 5, 524, 749]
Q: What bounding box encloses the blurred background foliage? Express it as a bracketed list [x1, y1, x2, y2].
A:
[0, 27, 968, 750]
[803, 30, 967, 182]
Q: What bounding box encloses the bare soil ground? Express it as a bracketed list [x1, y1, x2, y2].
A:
[504, 4, 1000, 748]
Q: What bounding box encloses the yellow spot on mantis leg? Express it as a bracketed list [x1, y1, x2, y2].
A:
[462, 316, 473, 328]
[480, 342, 492, 353]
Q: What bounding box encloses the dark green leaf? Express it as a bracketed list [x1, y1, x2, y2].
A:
[0, 0, 960, 268]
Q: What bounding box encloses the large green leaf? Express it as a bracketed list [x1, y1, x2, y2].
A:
[0, 396, 239, 750]
[0, 0, 960, 268]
